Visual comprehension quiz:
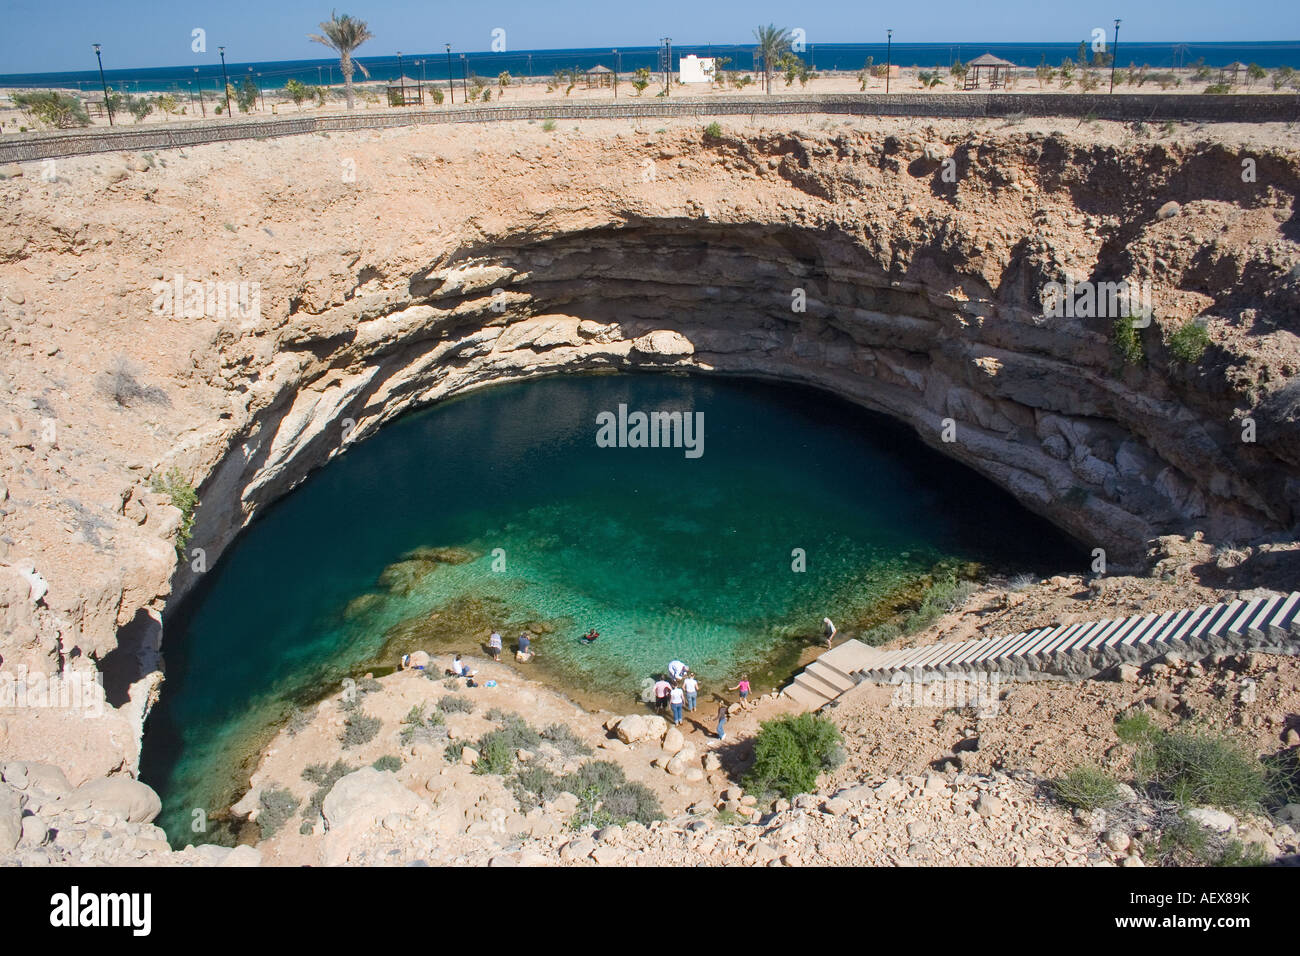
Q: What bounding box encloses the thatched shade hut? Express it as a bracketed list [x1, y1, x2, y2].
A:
[1220, 61, 1246, 85]
[584, 65, 614, 89]
[385, 76, 423, 106]
[965, 53, 1016, 90]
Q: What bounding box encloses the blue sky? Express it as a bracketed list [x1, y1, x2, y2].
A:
[1, 0, 1297, 73]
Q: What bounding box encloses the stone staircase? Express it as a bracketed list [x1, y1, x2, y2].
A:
[782, 591, 1300, 709]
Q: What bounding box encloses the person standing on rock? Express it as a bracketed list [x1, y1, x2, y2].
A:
[715, 702, 729, 741]
[683, 672, 699, 712]
[729, 675, 750, 705]
[823, 617, 837, 649]
[488, 630, 502, 662]
[669, 683, 685, 726]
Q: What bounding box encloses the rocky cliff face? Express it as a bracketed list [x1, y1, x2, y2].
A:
[1, 116, 1297, 782]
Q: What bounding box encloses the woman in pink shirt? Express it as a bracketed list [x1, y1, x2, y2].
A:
[729, 675, 751, 702]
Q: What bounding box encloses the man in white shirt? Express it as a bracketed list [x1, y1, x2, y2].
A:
[668, 659, 688, 681]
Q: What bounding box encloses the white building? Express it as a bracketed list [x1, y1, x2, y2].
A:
[678, 55, 716, 84]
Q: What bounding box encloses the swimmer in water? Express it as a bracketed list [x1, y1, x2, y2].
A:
[582, 629, 600, 644]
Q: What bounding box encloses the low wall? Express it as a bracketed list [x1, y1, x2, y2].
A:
[2, 92, 1297, 163]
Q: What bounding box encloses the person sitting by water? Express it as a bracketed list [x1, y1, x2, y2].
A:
[450, 654, 476, 679]
[516, 632, 533, 662]
[488, 631, 503, 662]
[667, 659, 688, 682]
[652, 676, 672, 713]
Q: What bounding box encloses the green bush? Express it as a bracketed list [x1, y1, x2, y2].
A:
[12, 90, 90, 128]
[703, 121, 722, 139]
[473, 733, 516, 775]
[149, 467, 197, 559]
[437, 695, 474, 714]
[743, 713, 845, 799]
[1052, 765, 1121, 811]
[372, 754, 401, 772]
[1168, 322, 1210, 363]
[300, 759, 353, 820]
[541, 118, 556, 132]
[257, 787, 299, 838]
[860, 575, 977, 645]
[600, 781, 663, 825]
[1145, 728, 1272, 811]
[1113, 314, 1144, 365]
[340, 711, 381, 748]
[1114, 710, 1158, 745]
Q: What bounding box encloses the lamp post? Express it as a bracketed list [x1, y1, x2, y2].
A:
[219, 46, 232, 117]
[445, 44, 454, 103]
[397, 51, 405, 105]
[461, 53, 468, 102]
[93, 43, 113, 126]
[195, 67, 205, 117]
[885, 30, 893, 94]
[256, 72, 265, 111]
[1109, 19, 1121, 93]
[661, 37, 672, 96]
[613, 49, 619, 97]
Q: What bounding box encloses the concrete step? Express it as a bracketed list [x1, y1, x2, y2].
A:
[782, 680, 832, 711]
[793, 668, 848, 701]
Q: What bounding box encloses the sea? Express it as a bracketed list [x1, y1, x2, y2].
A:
[3, 41, 1299, 94]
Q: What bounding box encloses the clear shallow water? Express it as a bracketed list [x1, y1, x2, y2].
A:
[140, 373, 1081, 844]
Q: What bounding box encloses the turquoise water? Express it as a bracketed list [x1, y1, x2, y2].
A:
[140, 373, 1080, 844]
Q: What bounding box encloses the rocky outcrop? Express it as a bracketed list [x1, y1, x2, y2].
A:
[1, 117, 1298, 790]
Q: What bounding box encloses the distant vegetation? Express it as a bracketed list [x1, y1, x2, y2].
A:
[13, 90, 89, 128]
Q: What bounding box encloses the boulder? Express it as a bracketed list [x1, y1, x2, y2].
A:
[321, 767, 422, 832]
[217, 845, 263, 867]
[975, 794, 1003, 818]
[702, 753, 722, 772]
[662, 726, 684, 755]
[62, 776, 162, 824]
[0, 785, 20, 851]
[1155, 201, 1180, 220]
[1186, 807, 1236, 834]
[615, 714, 668, 744]
[461, 747, 480, 766]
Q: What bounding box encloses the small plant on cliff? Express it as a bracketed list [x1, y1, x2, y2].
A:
[340, 710, 381, 748]
[541, 118, 556, 132]
[301, 759, 352, 820]
[703, 121, 722, 139]
[1112, 313, 1145, 365]
[1168, 321, 1211, 363]
[743, 713, 845, 800]
[257, 787, 300, 838]
[541, 722, 593, 758]
[149, 467, 197, 558]
[372, 754, 401, 772]
[103, 355, 169, 408]
[437, 694, 473, 714]
[1052, 765, 1121, 811]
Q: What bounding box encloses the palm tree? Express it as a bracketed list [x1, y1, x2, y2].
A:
[753, 24, 792, 94]
[308, 10, 373, 110]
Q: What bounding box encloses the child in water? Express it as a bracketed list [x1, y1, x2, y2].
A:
[582, 629, 600, 644]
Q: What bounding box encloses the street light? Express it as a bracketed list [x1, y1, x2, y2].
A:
[885, 30, 893, 94]
[461, 53, 468, 102]
[256, 72, 265, 111]
[219, 46, 232, 117]
[613, 49, 619, 98]
[661, 37, 672, 96]
[195, 67, 205, 117]
[1109, 19, 1122, 93]
[445, 44, 454, 104]
[93, 43, 113, 126]
[397, 51, 405, 105]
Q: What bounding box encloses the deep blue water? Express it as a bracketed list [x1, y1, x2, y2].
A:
[4, 41, 1298, 93]
[138, 373, 1082, 845]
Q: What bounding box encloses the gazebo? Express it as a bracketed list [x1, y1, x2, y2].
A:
[964, 53, 1017, 90]
[385, 76, 424, 106]
[1220, 61, 1246, 86]
[584, 64, 614, 89]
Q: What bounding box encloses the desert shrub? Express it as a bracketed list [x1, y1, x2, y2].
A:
[567, 760, 626, 794]
[860, 575, 977, 645]
[300, 760, 352, 820]
[541, 723, 593, 757]
[1152, 812, 1269, 866]
[444, 740, 467, 763]
[13, 90, 90, 128]
[148, 466, 197, 558]
[340, 711, 381, 748]
[599, 781, 663, 825]
[356, 676, 383, 695]
[299, 819, 315, 835]
[743, 713, 845, 799]
[1010, 572, 1036, 591]
[1168, 322, 1210, 363]
[510, 766, 566, 810]
[473, 733, 515, 775]
[483, 711, 542, 751]
[437, 695, 474, 714]
[372, 754, 402, 772]
[1052, 765, 1121, 811]
[1113, 314, 1144, 364]
[1145, 728, 1272, 811]
[703, 121, 722, 139]
[1114, 710, 1158, 745]
[104, 355, 169, 408]
[1203, 82, 1231, 94]
[286, 708, 312, 736]
[256, 787, 299, 838]
[541, 118, 556, 131]
[399, 704, 443, 745]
